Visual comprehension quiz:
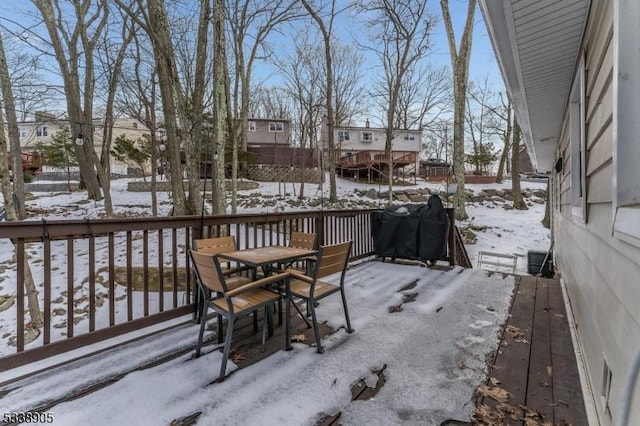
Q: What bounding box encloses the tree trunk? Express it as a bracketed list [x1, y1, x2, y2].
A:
[211, 0, 229, 215]
[302, 0, 337, 203]
[511, 122, 527, 210]
[0, 106, 42, 328]
[542, 179, 551, 228]
[441, 0, 476, 221]
[0, 32, 26, 219]
[496, 139, 510, 184]
[147, 0, 188, 215]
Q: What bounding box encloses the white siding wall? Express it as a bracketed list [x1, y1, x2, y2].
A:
[553, 0, 640, 424]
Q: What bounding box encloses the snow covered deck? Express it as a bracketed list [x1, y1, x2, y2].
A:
[0, 262, 585, 425]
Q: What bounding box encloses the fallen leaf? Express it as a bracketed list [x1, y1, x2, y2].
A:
[231, 352, 245, 363]
[476, 384, 510, 402]
[490, 377, 501, 386]
[546, 365, 552, 376]
[292, 334, 306, 342]
[456, 360, 466, 369]
[505, 325, 524, 339]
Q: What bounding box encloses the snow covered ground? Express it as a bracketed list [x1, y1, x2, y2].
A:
[0, 174, 550, 425]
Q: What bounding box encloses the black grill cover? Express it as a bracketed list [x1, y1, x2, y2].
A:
[371, 195, 449, 261]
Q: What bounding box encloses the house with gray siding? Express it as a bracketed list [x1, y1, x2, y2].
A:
[481, 0, 640, 424]
[246, 118, 291, 148]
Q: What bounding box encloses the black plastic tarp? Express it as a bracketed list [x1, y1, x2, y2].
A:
[371, 195, 449, 262]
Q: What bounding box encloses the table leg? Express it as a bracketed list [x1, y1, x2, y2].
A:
[285, 278, 292, 351]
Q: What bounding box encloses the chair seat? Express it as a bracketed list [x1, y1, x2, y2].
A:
[212, 287, 281, 314]
[288, 278, 340, 300]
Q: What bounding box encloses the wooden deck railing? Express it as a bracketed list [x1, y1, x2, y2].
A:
[0, 210, 378, 371]
[336, 150, 417, 168]
[0, 206, 461, 372]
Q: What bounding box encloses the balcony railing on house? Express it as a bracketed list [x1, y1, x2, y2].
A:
[0, 208, 461, 372]
[336, 150, 418, 183]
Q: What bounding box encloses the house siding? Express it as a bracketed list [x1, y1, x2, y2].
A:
[553, 0, 640, 424]
[246, 119, 291, 146]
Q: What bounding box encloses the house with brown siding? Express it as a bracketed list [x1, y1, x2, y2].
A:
[481, 1, 640, 424]
[245, 118, 291, 148]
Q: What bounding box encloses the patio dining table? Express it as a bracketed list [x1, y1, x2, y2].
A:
[217, 245, 317, 350]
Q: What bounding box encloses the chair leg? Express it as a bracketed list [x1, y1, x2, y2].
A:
[217, 313, 224, 344]
[195, 301, 209, 358]
[340, 288, 354, 333]
[292, 298, 312, 329]
[308, 299, 324, 354]
[261, 305, 270, 352]
[217, 316, 235, 383]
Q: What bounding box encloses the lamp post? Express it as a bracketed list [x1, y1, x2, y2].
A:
[75, 133, 84, 146]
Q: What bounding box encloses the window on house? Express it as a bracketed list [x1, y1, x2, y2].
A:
[269, 122, 283, 132]
[404, 134, 415, 141]
[613, 0, 640, 246]
[569, 60, 585, 220]
[132, 122, 138, 129]
[361, 131, 373, 142]
[248, 121, 256, 132]
[338, 130, 350, 142]
[19, 128, 27, 138]
[36, 126, 48, 137]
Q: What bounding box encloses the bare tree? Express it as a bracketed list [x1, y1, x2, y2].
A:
[395, 63, 451, 130]
[274, 31, 326, 199]
[33, 0, 109, 201]
[492, 93, 512, 183]
[357, 0, 435, 205]
[329, 43, 366, 128]
[301, 0, 347, 203]
[0, 31, 26, 219]
[441, 0, 476, 220]
[511, 121, 527, 210]
[93, 6, 136, 217]
[465, 78, 499, 175]
[227, 0, 300, 212]
[211, 0, 230, 215]
[117, 29, 162, 216]
[249, 86, 294, 120]
[0, 100, 42, 330]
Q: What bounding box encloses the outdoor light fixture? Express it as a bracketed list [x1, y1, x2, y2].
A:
[158, 143, 166, 152]
[75, 133, 84, 146]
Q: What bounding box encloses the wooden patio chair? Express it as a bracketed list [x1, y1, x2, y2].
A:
[284, 231, 318, 273]
[281, 240, 354, 353]
[189, 250, 288, 383]
[194, 236, 251, 277]
[194, 236, 254, 342]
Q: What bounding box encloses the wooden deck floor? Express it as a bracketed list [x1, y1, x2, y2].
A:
[477, 275, 588, 425]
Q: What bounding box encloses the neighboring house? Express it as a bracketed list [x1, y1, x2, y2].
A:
[332, 124, 421, 157]
[15, 112, 148, 173]
[245, 118, 291, 148]
[481, 1, 639, 425]
[328, 122, 422, 181]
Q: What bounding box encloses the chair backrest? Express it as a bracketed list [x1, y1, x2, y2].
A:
[315, 241, 352, 279]
[288, 232, 317, 250]
[194, 236, 237, 255]
[189, 250, 225, 293]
